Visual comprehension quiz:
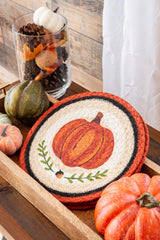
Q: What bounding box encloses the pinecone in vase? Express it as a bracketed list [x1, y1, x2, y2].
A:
[18, 23, 48, 51]
[56, 47, 68, 62]
[40, 63, 68, 91]
[24, 59, 41, 80]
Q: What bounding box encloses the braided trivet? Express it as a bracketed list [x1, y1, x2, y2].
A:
[20, 92, 149, 209]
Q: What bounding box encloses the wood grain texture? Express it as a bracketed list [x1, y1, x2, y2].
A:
[0, 180, 98, 239]
[147, 125, 160, 144]
[141, 157, 160, 177]
[46, 92, 59, 103]
[0, 65, 18, 85]
[0, 81, 160, 240]
[0, 43, 18, 78]
[1, 26, 14, 49]
[0, 205, 33, 240]
[0, 1, 31, 28]
[0, 181, 71, 240]
[52, 0, 103, 85]
[70, 29, 102, 80]
[147, 138, 160, 166]
[0, 27, 3, 44]
[0, 225, 15, 240]
[0, 42, 102, 91]
[0, 0, 104, 90]
[71, 65, 103, 91]
[0, 152, 102, 240]
[0, 82, 99, 240]
[52, 0, 103, 42]
[11, 0, 52, 11]
[2, 12, 103, 82]
[57, 0, 103, 14]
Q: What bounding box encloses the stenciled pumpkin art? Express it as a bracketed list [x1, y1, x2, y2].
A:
[52, 111, 114, 169]
[20, 92, 149, 209]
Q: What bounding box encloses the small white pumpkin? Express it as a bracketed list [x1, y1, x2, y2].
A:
[0, 113, 12, 125]
[33, 7, 65, 33]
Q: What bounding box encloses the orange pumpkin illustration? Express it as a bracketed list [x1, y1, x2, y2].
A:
[52, 112, 114, 169]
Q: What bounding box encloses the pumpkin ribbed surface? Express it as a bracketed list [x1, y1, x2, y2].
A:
[52, 112, 114, 169]
[95, 173, 160, 240]
[0, 124, 23, 155]
[4, 80, 50, 124]
[20, 92, 149, 209]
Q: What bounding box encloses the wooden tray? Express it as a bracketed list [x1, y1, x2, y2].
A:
[0, 81, 160, 240]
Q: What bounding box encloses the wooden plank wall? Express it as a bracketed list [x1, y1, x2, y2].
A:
[0, 0, 103, 91]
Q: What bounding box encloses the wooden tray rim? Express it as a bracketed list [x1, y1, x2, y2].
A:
[0, 82, 160, 240]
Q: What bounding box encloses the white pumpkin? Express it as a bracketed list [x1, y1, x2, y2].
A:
[0, 113, 12, 125]
[33, 7, 65, 33]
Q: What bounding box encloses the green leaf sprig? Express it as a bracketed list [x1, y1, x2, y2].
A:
[38, 140, 54, 172]
[38, 141, 108, 183]
[64, 169, 108, 183]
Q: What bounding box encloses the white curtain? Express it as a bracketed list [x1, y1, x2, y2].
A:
[103, 0, 160, 131]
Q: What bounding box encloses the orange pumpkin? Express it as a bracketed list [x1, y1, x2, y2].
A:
[52, 112, 114, 169]
[0, 124, 23, 155]
[95, 173, 160, 240]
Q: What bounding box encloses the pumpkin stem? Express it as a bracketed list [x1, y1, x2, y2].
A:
[91, 112, 104, 124]
[136, 191, 160, 209]
[53, 7, 59, 13]
[0, 125, 8, 137]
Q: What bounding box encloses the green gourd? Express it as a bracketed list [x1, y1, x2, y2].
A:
[0, 113, 12, 125]
[4, 80, 50, 124]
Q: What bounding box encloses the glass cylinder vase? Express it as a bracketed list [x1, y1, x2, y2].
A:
[12, 12, 71, 98]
